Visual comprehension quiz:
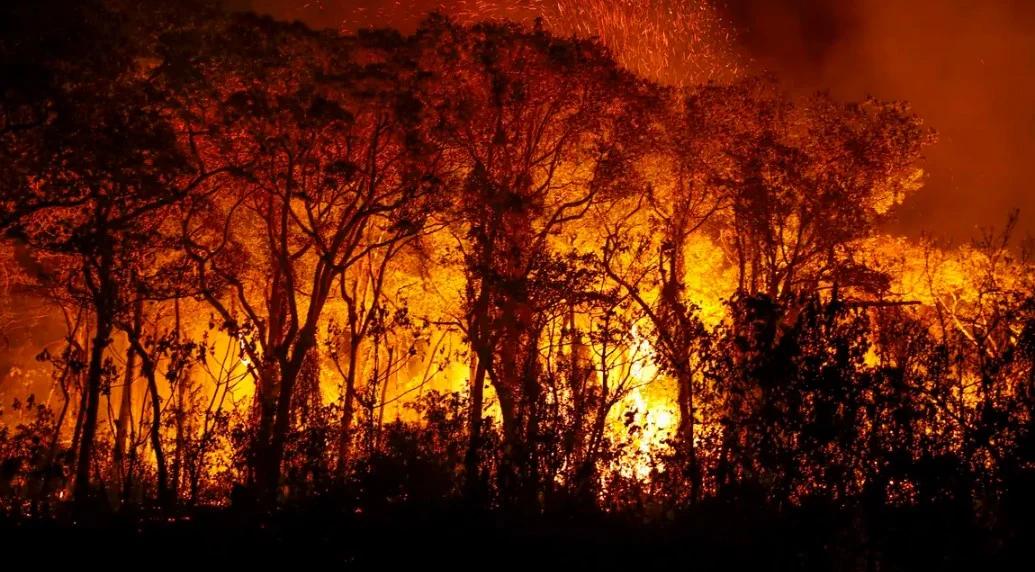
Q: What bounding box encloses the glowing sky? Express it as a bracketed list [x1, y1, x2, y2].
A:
[242, 0, 1035, 240]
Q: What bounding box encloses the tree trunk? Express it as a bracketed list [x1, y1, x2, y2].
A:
[338, 337, 363, 475]
[464, 356, 487, 496]
[171, 372, 187, 502]
[264, 367, 296, 505]
[74, 301, 114, 504]
[113, 303, 141, 502]
[465, 276, 492, 497]
[677, 368, 700, 504]
[142, 362, 170, 507]
[171, 298, 185, 501]
[253, 365, 278, 498]
[66, 368, 88, 499]
[123, 300, 171, 508]
[376, 345, 395, 450]
[262, 328, 317, 505]
[38, 345, 76, 502]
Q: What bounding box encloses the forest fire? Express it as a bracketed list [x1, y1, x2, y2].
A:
[3, 0, 1035, 568]
[326, 0, 743, 84]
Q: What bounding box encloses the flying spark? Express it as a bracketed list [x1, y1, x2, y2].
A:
[315, 0, 744, 85]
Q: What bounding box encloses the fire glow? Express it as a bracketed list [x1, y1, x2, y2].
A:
[2, 2, 1034, 535]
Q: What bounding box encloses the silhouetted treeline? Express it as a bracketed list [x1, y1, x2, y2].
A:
[2, 1, 1035, 566]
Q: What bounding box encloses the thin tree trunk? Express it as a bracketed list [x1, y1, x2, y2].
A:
[75, 244, 118, 508]
[376, 345, 395, 450]
[67, 370, 88, 499]
[338, 337, 362, 474]
[465, 356, 487, 496]
[44, 353, 74, 472]
[677, 369, 699, 504]
[141, 355, 170, 507]
[47, 386, 70, 461]
[113, 306, 140, 502]
[123, 299, 171, 508]
[75, 304, 114, 504]
[172, 373, 187, 502]
[171, 298, 186, 502]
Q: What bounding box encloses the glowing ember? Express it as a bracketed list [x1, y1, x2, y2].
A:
[324, 0, 744, 84]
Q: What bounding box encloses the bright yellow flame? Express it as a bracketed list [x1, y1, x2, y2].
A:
[608, 323, 678, 480]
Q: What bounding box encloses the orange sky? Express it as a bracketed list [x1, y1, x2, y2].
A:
[244, 0, 1035, 241]
[726, 0, 1035, 241]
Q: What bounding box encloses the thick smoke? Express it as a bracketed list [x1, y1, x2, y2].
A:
[725, 0, 1035, 239]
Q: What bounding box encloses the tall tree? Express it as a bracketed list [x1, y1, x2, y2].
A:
[417, 17, 656, 506]
[173, 18, 445, 502]
[688, 77, 935, 299]
[0, 9, 223, 507]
